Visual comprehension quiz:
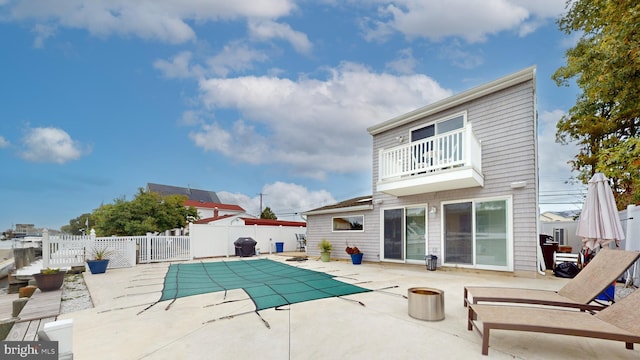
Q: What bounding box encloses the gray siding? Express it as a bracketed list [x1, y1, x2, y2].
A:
[371, 79, 538, 272]
[306, 209, 378, 261]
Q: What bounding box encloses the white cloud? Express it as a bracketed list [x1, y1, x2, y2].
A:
[363, 0, 565, 43]
[439, 40, 484, 69]
[0, 135, 9, 148]
[191, 62, 452, 179]
[218, 181, 335, 218]
[31, 23, 56, 48]
[248, 20, 313, 54]
[20, 127, 87, 164]
[5, 0, 297, 44]
[206, 42, 269, 77]
[385, 48, 418, 74]
[153, 51, 204, 79]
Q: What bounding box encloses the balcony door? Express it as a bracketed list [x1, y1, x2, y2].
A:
[410, 114, 465, 168]
[383, 206, 426, 262]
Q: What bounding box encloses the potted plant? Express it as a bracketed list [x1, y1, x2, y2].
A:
[346, 245, 364, 265]
[318, 239, 333, 262]
[86, 247, 111, 274]
[33, 267, 67, 291]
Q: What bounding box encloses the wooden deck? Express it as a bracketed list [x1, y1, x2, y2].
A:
[6, 288, 62, 341]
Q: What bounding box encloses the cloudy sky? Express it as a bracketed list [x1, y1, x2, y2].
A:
[0, 0, 586, 230]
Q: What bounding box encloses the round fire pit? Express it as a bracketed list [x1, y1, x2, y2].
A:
[408, 287, 445, 321]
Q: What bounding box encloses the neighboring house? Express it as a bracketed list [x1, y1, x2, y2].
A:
[539, 210, 579, 222]
[306, 67, 539, 275]
[147, 183, 221, 203]
[187, 200, 246, 222]
[540, 210, 581, 253]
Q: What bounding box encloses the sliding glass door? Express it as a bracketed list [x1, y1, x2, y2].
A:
[443, 198, 510, 270]
[383, 206, 426, 262]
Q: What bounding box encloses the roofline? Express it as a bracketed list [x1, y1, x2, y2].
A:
[367, 66, 536, 135]
[303, 204, 373, 216]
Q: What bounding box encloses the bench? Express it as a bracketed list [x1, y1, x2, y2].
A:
[553, 252, 582, 269]
[6, 288, 62, 341]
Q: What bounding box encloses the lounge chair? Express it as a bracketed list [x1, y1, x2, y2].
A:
[468, 288, 640, 355]
[464, 248, 640, 311]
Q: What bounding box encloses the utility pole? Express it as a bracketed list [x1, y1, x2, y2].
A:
[258, 192, 267, 216]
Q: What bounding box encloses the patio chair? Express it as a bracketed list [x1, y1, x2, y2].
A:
[464, 248, 640, 311]
[468, 288, 640, 355]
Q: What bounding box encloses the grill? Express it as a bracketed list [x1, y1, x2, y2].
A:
[234, 237, 257, 257]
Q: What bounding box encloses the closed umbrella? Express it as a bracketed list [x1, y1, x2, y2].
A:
[576, 173, 625, 250]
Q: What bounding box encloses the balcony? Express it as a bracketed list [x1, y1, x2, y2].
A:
[377, 124, 484, 196]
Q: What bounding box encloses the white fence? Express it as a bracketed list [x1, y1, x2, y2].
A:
[42, 224, 306, 269]
[189, 223, 306, 258]
[42, 230, 138, 269]
[138, 234, 190, 263]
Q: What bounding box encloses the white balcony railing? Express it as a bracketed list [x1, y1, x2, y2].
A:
[378, 124, 482, 181]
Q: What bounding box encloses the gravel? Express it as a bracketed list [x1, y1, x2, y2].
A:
[60, 273, 93, 314]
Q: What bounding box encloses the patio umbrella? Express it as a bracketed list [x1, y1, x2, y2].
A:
[576, 173, 625, 250]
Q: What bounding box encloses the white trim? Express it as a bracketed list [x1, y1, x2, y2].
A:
[440, 195, 513, 272]
[304, 204, 373, 216]
[332, 214, 365, 232]
[367, 66, 536, 135]
[379, 204, 429, 264]
[409, 111, 467, 141]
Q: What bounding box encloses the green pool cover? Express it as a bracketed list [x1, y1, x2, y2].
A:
[160, 259, 371, 311]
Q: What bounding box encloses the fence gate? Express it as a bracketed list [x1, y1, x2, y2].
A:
[138, 234, 191, 263]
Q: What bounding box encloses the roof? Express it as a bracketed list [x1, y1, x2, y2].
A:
[367, 66, 536, 135]
[147, 183, 221, 203]
[184, 200, 244, 212]
[193, 214, 236, 224]
[241, 218, 307, 227]
[303, 195, 373, 215]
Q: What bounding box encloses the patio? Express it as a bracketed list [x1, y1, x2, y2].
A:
[60, 254, 640, 359]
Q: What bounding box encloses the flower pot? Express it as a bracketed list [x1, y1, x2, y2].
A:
[33, 271, 66, 292]
[87, 259, 109, 274]
[350, 253, 363, 265]
[320, 251, 331, 262]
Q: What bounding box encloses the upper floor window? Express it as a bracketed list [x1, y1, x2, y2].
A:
[411, 113, 465, 142]
[333, 215, 364, 231]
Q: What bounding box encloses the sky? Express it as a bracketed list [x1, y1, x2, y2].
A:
[0, 0, 588, 230]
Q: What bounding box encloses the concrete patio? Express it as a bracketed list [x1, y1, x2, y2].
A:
[59, 254, 640, 359]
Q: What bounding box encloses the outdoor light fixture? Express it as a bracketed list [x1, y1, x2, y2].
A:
[510, 181, 527, 189]
[396, 135, 404, 143]
[429, 206, 437, 218]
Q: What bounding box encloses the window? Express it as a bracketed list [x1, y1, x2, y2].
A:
[410, 113, 465, 142]
[553, 228, 566, 245]
[333, 215, 364, 231]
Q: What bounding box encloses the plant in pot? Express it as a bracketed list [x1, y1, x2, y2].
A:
[318, 239, 333, 262]
[346, 245, 364, 265]
[86, 247, 112, 274]
[33, 267, 67, 292]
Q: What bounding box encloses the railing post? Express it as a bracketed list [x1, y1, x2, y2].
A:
[42, 229, 50, 268]
[146, 232, 152, 264]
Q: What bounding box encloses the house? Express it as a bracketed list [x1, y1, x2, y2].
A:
[539, 210, 581, 253]
[147, 183, 221, 203]
[305, 66, 539, 275]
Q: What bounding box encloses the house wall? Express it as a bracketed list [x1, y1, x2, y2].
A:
[306, 209, 378, 261]
[540, 221, 581, 251]
[371, 79, 538, 272]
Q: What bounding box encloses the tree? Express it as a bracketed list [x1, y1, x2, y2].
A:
[61, 213, 92, 235]
[260, 206, 277, 220]
[552, 0, 640, 208]
[92, 188, 200, 236]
